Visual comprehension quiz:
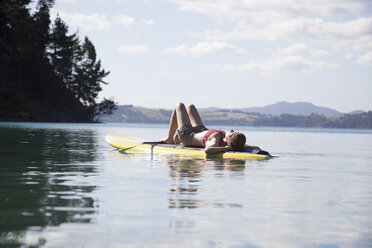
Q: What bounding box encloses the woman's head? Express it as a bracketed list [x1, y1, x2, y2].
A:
[226, 130, 246, 151]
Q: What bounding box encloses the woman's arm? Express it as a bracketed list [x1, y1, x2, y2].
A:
[204, 138, 230, 154]
[245, 144, 260, 150]
[245, 144, 271, 155]
[205, 145, 230, 155]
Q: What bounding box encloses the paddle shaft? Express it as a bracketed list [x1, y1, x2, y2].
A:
[119, 141, 165, 152]
[142, 141, 165, 144]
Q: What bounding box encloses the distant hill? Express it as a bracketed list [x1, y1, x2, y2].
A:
[100, 104, 372, 129]
[348, 110, 365, 115]
[100, 105, 171, 123]
[239, 101, 342, 116]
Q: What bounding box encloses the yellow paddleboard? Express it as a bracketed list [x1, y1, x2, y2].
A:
[106, 133, 271, 160]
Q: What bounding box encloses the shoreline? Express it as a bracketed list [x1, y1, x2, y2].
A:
[1, 120, 372, 130]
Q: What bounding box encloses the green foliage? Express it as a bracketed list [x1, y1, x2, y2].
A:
[95, 98, 118, 116]
[74, 37, 110, 107]
[0, 0, 116, 122]
[33, 0, 54, 55]
[252, 112, 372, 129]
[48, 16, 78, 88]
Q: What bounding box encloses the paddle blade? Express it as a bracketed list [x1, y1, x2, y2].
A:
[106, 133, 164, 152]
[106, 133, 143, 141]
[106, 133, 143, 144]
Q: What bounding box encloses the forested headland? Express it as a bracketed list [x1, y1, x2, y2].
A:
[0, 0, 116, 122]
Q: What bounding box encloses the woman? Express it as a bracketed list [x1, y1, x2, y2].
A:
[163, 102, 269, 155]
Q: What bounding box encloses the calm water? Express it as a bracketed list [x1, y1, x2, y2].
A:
[0, 122, 372, 248]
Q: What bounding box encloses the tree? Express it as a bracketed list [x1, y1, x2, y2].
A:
[48, 17, 116, 120]
[48, 16, 79, 90]
[0, 0, 33, 63]
[72, 37, 116, 117]
[33, 0, 54, 56]
[73, 37, 109, 106]
[1, 0, 116, 122]
[95, 98, 117, 116]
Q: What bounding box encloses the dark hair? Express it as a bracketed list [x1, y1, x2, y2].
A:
[230, 132, 246, 151]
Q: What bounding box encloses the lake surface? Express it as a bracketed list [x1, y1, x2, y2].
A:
[0, 122, 372, 248]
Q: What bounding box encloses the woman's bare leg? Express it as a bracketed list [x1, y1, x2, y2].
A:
[187, 104, 205, 127]
[164, 108, 178, 143]
[164, 102, 191, 143]
[176, 102, 192, 127]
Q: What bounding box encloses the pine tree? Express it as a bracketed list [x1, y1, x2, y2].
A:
[1, 0, 116, 122]
[48, 16, 79, 89]
[0, 0, 33, 62]
[33, 0, 54, 56]
[95, 98, 117, 116]
[74, 37, 109, 106]
[73, 37, 116, 117]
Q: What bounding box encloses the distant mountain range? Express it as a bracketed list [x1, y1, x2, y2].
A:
[100, 102, 372, 129]
[202, 101, 363, 116]
[240, 101, 341, 116]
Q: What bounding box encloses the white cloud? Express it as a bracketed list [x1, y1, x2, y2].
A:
[113, 15, 135, 27]
[208, 42, 337, 74]
[116, 0, 150, 2]
[274, 56, 338, 72]
[57, 0, 76, 3]
[142, 19, 155, 25]
[169, 0, 372, 57]
[218, 56, 338, 73]
[50, 10, 110, 31]
[201, 17, 372, 45]
[272, 43, 328, 58]
[168, 0, 366, 22]
[345, 52, 353, 59]
[164, 41, 245, 57]
[357, 51, 372, 66]
[353, 35, 372, 52]
[117, 45, 148, 54]
[163, 44, 189, 55]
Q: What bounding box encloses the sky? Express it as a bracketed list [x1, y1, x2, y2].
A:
[47, 0, 372, 112]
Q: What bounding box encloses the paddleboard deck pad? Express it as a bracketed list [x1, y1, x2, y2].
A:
[106, 133, 272, 160]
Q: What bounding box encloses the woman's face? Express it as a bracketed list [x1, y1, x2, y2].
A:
[225, 130, 235, 145]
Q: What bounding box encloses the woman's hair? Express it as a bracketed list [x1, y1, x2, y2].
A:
[230, 132, 246, 151]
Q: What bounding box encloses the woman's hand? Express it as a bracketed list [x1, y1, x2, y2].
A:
[252, 148, 270, 155]
[163, 137, 174, 144]
[173, 134, 181, 144]
[163, 134, 181, 144]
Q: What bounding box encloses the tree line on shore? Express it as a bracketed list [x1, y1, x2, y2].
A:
[0, 0, 116, 122]
[251, 112, 372, 129]
[100, 105, 372, 129]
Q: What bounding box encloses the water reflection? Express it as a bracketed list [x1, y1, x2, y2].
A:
[165, 155, 245, 209]
[0, 126, 99, 245]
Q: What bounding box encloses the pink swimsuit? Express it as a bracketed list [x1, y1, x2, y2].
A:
[203, 130, 225, 147]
